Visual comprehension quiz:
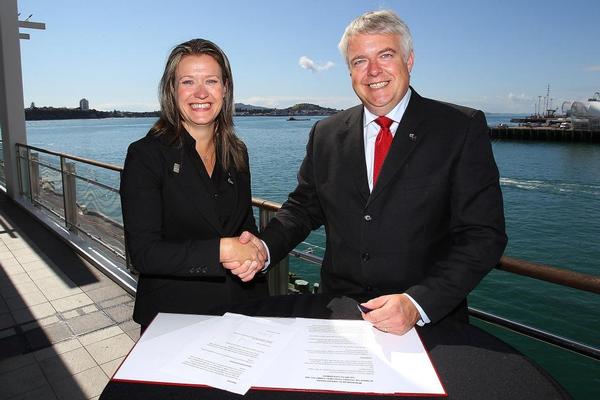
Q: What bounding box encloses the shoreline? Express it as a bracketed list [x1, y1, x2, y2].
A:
[25, 103, 339, 121]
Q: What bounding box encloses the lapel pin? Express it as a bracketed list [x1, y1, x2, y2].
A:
[408, 133, 417, 141]
[173, 163, 180, 173]
[227, 172, 234, 185]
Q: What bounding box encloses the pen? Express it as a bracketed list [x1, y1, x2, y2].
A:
[357, 304, 373, 314]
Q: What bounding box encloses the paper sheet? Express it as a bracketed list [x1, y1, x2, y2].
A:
[160, 313, 296, 394]
[112, 313, 445, 396]
[255, 318, 445, 395]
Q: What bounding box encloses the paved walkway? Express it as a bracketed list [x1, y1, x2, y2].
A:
[0, 192, 139, 400]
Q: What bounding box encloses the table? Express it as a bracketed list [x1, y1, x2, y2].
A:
[99, 294, 571, 399]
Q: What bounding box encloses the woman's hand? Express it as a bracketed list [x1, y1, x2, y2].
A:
[220, 237, 265, 282]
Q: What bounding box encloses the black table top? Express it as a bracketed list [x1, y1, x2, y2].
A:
[100, 294, 571, 400]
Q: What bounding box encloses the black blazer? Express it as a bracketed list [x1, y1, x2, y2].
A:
[261, 89, 507, 323]
[120, 131, 268, 326]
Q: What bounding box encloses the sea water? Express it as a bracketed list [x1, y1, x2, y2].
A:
[24, 116, 599, 347]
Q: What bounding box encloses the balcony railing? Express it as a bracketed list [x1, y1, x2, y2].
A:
[12, 142, 600, 362]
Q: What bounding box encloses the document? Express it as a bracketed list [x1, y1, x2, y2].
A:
[255, 318, 445, 395]
[160, 313, 296, 395]
[112, 313, 445, 396]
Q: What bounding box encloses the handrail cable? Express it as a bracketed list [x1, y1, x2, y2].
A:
[10, 143, 599, 360]
[252, 198, 600, 294]
[14, 144, 600, 294]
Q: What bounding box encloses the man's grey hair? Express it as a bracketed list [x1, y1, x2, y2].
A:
[338, 10, 413, 65]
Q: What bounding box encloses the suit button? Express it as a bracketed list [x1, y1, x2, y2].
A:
[361, 252, 370, 262]
[364, 215, 372, 221]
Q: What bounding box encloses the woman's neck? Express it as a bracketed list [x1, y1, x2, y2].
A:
[183, 121, 214, 144]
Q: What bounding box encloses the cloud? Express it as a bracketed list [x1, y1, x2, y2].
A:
[507, 92, 533, 103]
[584, 65, 600, 72]
[449, 93, 536, 113]
[299, 56, 335, 72]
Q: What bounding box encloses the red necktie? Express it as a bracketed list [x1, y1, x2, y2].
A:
[373, 116, 393, 185]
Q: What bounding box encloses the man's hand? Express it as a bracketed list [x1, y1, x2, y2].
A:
[220, 237, 265, 282]
[359, 294, 420, 335]
[237, 231, 268, 260]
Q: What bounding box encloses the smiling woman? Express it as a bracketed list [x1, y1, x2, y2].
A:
[119, 39, 269, 331]
[176, 54, 225, 168]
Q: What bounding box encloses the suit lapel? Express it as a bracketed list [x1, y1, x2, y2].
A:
[368, 89, 427, 205]
[341, 107, 370, 203]
[222, 168, 241, 235]
[164, 145, 224, 234]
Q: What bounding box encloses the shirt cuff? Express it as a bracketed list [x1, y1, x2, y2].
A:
[403, 293, 431, 327]
[260, 239, 271, 272]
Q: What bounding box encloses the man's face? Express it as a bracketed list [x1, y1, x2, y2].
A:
[347, 33, 414, 116]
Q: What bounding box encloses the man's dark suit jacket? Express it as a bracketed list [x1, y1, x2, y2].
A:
[120, 131, 267, 327]
[261, 89, 507, 323]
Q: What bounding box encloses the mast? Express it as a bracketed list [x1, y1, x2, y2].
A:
[545, 84, 550, 117]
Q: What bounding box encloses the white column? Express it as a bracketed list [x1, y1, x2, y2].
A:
[0, 0, 28, 199]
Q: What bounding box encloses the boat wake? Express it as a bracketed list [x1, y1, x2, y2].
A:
[500, 177, 600, 198]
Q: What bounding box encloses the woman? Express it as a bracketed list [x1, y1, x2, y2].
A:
[120, 39, 268, 331]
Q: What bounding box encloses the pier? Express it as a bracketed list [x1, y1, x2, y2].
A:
[489, 126, 600, 143]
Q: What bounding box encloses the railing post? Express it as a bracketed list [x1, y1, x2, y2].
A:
[18, 146, 31, 199]
[28, 152, 39, 201]
[61, 158, 78, 232]
[0, 141, 4, 186]
[260, 208, 289, 296]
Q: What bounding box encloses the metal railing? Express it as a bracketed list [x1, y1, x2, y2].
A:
[251, 196, 600, 296]
[13, 143, 600, 361]
[15, 143, 126, 264]
[251, 196, 600, 361]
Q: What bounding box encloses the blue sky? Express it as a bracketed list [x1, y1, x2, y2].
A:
[17, 0, 600, 113]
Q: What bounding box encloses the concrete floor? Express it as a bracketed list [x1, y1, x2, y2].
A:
[0, 192, 139, 400]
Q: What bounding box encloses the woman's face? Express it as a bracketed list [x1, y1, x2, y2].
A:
[176, 54, 225, 136]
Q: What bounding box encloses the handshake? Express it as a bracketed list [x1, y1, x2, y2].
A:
[220, 231, 268, 282]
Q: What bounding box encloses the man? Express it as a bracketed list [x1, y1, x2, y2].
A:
[232, 10, 507, 335]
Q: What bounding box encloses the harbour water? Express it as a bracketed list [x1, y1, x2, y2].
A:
[24, 115, 599, 397]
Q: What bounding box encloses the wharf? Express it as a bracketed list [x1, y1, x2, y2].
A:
[489, 126, 600, 143]
[0, 191, 139, 399]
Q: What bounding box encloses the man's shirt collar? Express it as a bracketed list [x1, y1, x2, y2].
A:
[363, 88, 412, 130]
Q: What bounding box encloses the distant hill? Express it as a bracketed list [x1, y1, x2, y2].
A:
[234, 103, 270, 111]
[283, 103, 338, 113]
[235, 102, 339, 116]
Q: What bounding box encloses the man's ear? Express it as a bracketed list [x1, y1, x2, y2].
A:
[406, 51, 415, 73]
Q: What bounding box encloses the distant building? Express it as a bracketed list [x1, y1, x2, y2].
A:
[30, 102, 36, 109]
[79, 98, 89, 111]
